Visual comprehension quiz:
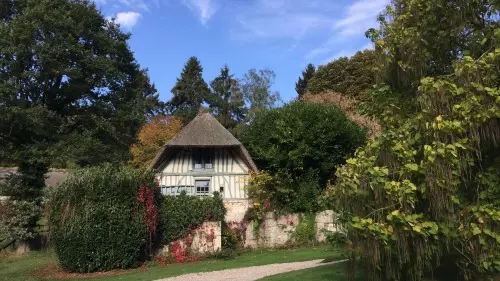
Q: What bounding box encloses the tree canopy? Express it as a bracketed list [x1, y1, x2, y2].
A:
[241, 101, 366, 213]
[240, 68, 281, 121]
[130, 115, 183, 168]
[295, 64, 316, 99]
[325, 1, 500, 280]
[208, 65, 246, 129]
[0, 0, 161, 168]
[168, 56, 211, 122]
[308, 49, 376, 101]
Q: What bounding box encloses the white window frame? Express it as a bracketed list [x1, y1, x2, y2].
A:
[194, 177, 211, 196]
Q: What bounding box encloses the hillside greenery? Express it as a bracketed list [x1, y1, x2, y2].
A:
[307, 50, 376, 101]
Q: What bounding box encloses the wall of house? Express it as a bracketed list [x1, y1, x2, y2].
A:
[156, 148, 250, 199]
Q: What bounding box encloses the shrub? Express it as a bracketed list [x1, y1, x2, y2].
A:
[0, 200, 39, 246]
[161, 192, 225, 244]
[292, 213, 316, 245]
[246, 171, 322, 215]
[47, 165, 156, 273]
[218, 222, 243, 259]
[241, 101, 366, 188]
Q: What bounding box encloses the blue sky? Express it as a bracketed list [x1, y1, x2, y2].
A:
[93, 0, 389, 102]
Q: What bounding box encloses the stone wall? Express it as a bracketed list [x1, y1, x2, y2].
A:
[161, 221, 221, 257]
[242, 211, 338, 248]
[315, 210, 339, 242]
[223, 199, 251, 223]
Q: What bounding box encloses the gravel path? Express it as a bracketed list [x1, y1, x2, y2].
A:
[154, 259, 346, 281]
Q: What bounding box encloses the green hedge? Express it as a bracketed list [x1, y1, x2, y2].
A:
[0, 200, 39, 246]
[47, 165, 156, 273]
[161, 192, 225, 244]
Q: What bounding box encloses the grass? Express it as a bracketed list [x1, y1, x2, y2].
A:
[258, 262, 361, 281]
[0, 245, 341, 281]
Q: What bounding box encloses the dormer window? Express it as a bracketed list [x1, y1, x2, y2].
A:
[193, 148, 214, 170]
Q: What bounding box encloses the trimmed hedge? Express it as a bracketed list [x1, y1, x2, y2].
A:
[47, 165, 156, 273]
[161, 192, 225, 244]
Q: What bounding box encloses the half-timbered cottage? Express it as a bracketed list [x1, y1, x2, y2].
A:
[149, 111, 258, 202]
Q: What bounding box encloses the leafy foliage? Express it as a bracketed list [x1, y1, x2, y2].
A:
[0, 161, 47, 202]
[0, 0, 161, 168]
[302, 92, 381, 139]
[242, 101, 366, 188]
[0, 200, 39, 246]
[47, 165, 156, 273]
[240, 68, 281, 121]
[130, 115, 183, 168]
[308, 50, 375, 101]
[325, 1, 500, 280]
[168, 57, 211, 122]
[208, 65, 247, 129]
[161, 192, 225, 244]
[295, 64, 316, 99]
[292, 213, 316, 245]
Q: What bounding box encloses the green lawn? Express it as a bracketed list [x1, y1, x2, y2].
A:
[258, 263, 361, 281]
[0, 246, 341, 281]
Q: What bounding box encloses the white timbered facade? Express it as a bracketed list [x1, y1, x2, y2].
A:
[150, 112, 258, 200]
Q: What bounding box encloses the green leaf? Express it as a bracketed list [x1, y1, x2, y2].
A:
[405, 163, 419, 171]
[471, 224, 482, 235]
[412, 225, 422, 233]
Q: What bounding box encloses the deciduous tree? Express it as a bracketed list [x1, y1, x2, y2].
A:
[240, 68, 281, 121]
[130, 115, 183, 168]
[308, 50, 375, 101]
[241, 102, 366, 213]
[326, 1, 500, 280]
[0, 0, 161, 169]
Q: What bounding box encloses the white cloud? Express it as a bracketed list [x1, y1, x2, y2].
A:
[361, 42, 374, 50]
[305, 47, 330, 60]
[333, 0, 388, 37]
[230, 0, 338, 40]
[322, 50, 354, 65]
[304, 0, 387, 62]
[182, 0, 218, 25]
[93, 0, 151, 11]
[114, 11, 142, 29]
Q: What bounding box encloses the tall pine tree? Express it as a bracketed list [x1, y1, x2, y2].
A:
[295, 64, 315, 99]
[209, 65, 246, 129]
[168, 57, 210, 122]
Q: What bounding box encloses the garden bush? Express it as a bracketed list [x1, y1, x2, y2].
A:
[0, 200, 39, 247]
[292, 213, 316, 245]
[241, 101, 366, 188]
[161, 192, 225, 244]
[47, 165, 157, 273]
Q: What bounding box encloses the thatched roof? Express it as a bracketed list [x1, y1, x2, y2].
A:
[149, 112, 258, 172]
[167, 112, 241, 146]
